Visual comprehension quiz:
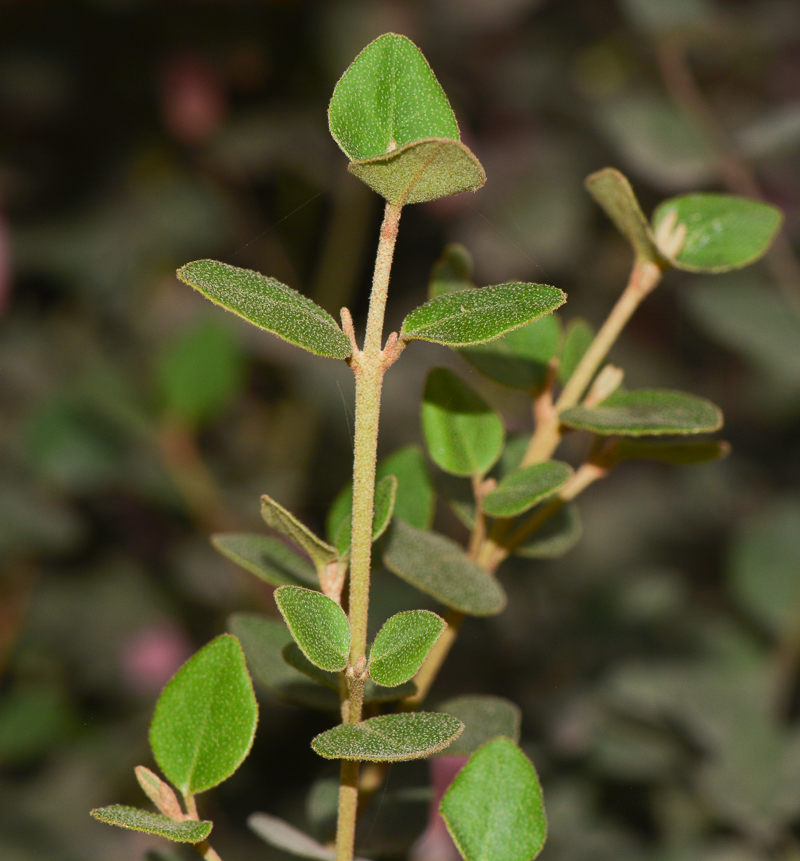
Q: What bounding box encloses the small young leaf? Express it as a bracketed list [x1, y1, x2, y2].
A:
[349, 138, 486, 205]
[177, 260, 351, 359]
[652, 194, 783, 273]
[228, 614, 339, 712]
[459, 315, 562, 391]
[212, 533, 318, 587]
[441, 737, 547, 861]
[248, 812, 373, 861]
[333, 475, 397, 557]
[135, 766, 183, 820]
[482, 461, 573, 519]
[558, 318, 594, 386]
[90, 805, 212, 844]
[422, 368, 505, 478]
[261, 496, 338, 573]
[329, 33, 460, 161]
[383, 521, 506, 616]
[274, 585, 351, 672]
[368, 610, 446, 687]
[512, 503, 582, 559]
[585, 167, 659, 262]
[612, 438, 730, 465]
[402, 283, 565, 348]
[559, 389, 723, 436]
[311, 712, 463, 762]
[436, 695, 522, 756]
[149, 634, 258, 797]
[429, 243, 474, 298]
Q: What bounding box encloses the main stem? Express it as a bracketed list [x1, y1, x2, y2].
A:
[335, 201, 402, 861]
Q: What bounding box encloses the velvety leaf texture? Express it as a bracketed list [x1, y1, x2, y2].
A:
[149, 634, 258, 797]
[652, 194, 783, 272]
[383, 521, 506, 616]
[211, 533, 318, 587]
[482, 461, 573, 518]
[441, 737, 547, 861]
[436, 695, 522, 756]
[559, 389, 723, 436]
[422, 368, 505, 477]
[311, 712, 464, 762]
[349, 138, 485, 204]
[261, 495, 338, 572]
[329, 33, 460, 161]
[274, 585, 351, 672]
[402, 283, 565, 347]
[585, 167, 659, 262]
[177, 260, 351, 359]
[228, 614, 339, 712]
[369, 610, 446, 687]
[90, 805, 212, 844]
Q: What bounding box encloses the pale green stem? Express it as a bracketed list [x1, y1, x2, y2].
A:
[184, 795, 223, 861]
[335, 201, 402, 861]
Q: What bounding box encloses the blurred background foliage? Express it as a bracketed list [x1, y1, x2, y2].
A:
[1, 1, 800, 860]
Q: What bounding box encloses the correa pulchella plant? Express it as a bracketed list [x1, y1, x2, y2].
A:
[90, 33, 783, 861]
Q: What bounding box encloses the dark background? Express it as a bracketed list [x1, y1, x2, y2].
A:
[2, 1, 800, 860]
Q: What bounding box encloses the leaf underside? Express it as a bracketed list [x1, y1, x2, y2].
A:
[91, 805, 213, 844]
[212, 533, 318, 587]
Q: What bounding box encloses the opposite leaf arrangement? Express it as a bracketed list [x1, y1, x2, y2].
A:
[90, 33, 783, 861]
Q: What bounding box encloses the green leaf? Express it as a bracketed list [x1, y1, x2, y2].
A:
[422, 368, 505, 477]
[402, 283, 565, 348]
[429, 243, 474, 298]
[149, 634, 257, 797]
[728, 499, 800, 639]
[176, 260, 351, 359]
[274, 585, 351, 672]
[558, 318, 594, 386]
[482, 461, 573, 518]
[383, 521, 506, 616]
[211, 533, 318, 587]
[90, 805, 212, 844]
[513, 503, 582, 559]
[368, 610, 446, 687]
[156, 319, 246, 426]
[459, 315, 562, 390]
[311, 712, 463, 762]
[585, 167, 660, 262]
[436, 695, 522, 756]
[559, 389, 723, 436]
[441, 737, 547, 861]
[329, 33, 460, 161]
[261, 495, 338, 573]
[349, 138, 486, 205]
[612, 438, 730, 465]
[333, 475, 397, 557]
[652, 194, 783, 272]
[327, 446, 434, 542]
[228, 614, 339, 712]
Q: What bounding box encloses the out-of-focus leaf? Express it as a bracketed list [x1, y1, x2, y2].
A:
[211, 533, 318, 587]
[652, 194, 782, 272]
[728, 499, 800, 639]
[402, 283, 565, 347]
[311, 712, 463, 761]
[558, 318, 594, 386]
[0, 684, 76, 765]
[459, 315, 562, 390]
[329, 33, 459, 161]
[441, 737, 547, 861]
[156, 319, 245, 426]
[228, 614, 339, 712]
[248, 812, 373, 861]
[620, 0, 714, 35]
[333, 475, 397, 557]
[90, 806, 212, 843]
[482, 461, 573, 518]
[149, 634, 258, 796]
[436, 695, 522, 756]
[177, 260, 351, 359]
[368, 610, 446, 687]
[513, 503, 582, 559]
[611, 438, 730, 465]
[261, 496, 338, 573]
[422, 368, 505, 477]
[274, 585, 350, 672]
[0, 480, 83, 557]
[560, 389, 723, 436]
[349, 138, 485, 205]
[383, 521, 506, 616]
[429, 243, 474, 298]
